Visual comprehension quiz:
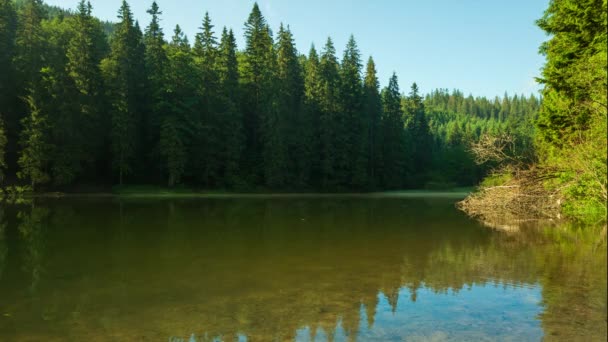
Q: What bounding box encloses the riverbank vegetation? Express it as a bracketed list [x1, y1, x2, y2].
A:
[460, 0, 607, 224]
[0, 0, 539, 194]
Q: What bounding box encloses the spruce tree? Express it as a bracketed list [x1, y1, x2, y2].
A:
[381, 73, 405, 189]
[144, 0, 169, 178]
[61, 0, 107, 183]
[0, 0, 17, 176]
[162, 25, 196, 186]
[241, 3, 278, 186]
[339, 35, 365, 188]
[101, 0, 145, 185]
[318, 37, 340, 188]
[192, 12, 221, 186]
[217, 27, 243, 187]
[404, 82, 432, 187]
[276, 24, 304, 187]
[303, 45, 323, 188]
[363, 57, 382, 189]
[0, 115, 6, 183]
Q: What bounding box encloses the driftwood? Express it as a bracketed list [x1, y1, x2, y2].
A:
[457, 167, 563, 231]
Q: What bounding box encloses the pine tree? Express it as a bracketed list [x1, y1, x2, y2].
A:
[217, 27, 243, 187]
[59, 0, 107, 184]
[192, 12, 221, 186]
[339, 35, 364, 188]
[404, 82, 432, 186]
[100, 0, 145, 185]
[303, 45, 323, 188]
[144, 1, 169, 178]
[14, 0, 45, 89]
[162, 25, 196, 186]
[318, 37, 340, 188]
[363, 57, 382, 189]
[0, 114, 6, 183]
[276, 24, 304, 187]
[381, 73, 405, 189]
[18, 89, 51, 190]
[0, 0, 17, 176]
[241, 3, 278, 187]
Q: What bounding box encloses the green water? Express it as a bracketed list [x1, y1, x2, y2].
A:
[0, 196, 605, 341]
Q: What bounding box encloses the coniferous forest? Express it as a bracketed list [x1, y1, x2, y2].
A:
[0, 0, 541, 191]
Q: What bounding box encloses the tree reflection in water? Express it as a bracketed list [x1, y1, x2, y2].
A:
[0, 197, 604, 341]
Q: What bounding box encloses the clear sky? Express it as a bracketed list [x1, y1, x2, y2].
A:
[45, 0, 550, 98]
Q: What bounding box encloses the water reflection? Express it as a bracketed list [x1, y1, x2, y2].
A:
[0, 197, 605, 341]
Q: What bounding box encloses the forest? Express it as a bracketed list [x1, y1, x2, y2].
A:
[1, 0, 539, 191]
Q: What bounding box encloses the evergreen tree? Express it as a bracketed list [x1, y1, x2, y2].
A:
[100, 0, 145, 184]
[18, 89, 51, 190]
[191, 12, 222, 186]
[380, 73, 405, 188]
[0, 115, 6, 183]
[404, 82, 432, 186]
[0, 0, 17, 176]
[241, 3, 278, 186]
[318, 37, 341, 188]
[162, 25, 196, 186]
[363, 57, 382, 189]
[59, 0, 107, 184]
[303, 45, 323, 188]
[339, 35, 364, 188]
[144, 1, 169, 178]
[217, 27, 243, 187]
[276, 24, 304, 187]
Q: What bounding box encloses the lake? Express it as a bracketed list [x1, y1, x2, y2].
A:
[0, 195, 605, 341]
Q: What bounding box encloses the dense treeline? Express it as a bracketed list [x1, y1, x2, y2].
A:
[0, 0, 539, 191]
[533, 0, 607, 220]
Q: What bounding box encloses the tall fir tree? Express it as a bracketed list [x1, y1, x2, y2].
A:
[0, 0, 18, 176]
[318, 37, 341, 188]
[381, 73, 405, 189]
[303, 45, 324, 188]
[162, 25, 196, 186]
[404, 82, 432, 186]
[339, 35, 365, 188]
[100, 0, 146, 184]
[241, 3, 278, 186]
[363, 57, 382, 189]
[143, 1, 169, 179]
[276, 24, 304, 187]
[217, 27, 243, 187]
[192, 12, 221, 186]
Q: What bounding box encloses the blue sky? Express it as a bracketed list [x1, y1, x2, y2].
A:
[45, 0, 549, 98]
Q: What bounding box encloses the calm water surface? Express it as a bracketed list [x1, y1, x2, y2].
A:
[0, 195, 605, 341]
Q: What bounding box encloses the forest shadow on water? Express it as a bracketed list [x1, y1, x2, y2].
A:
[0, 196, 605, 341]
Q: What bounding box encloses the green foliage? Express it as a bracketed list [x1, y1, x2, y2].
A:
[2, 0, 544, 194]
[0, 115, 6, 183]
[534, 0, 607, 221]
